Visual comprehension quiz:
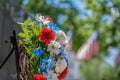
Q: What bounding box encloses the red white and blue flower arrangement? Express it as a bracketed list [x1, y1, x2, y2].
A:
[18, 15, 69, 80]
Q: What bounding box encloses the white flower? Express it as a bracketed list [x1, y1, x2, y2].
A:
[55, 30, 68, 44]
[55, 59, 67, 74]
[52, 73, 59, 80]
[36, 15, 50, 25]
[46, 59, 67, 80]
[47, 70, 58, 80]
[47, 41, 60, 55]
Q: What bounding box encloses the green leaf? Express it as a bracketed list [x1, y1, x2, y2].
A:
[18, 32, 26, 38]
[22, 18, 32, 28]
[30, 54, 35, 61]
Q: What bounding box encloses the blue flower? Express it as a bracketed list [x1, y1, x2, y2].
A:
[33, 47, 44, 56]
[58, 50, 69, 66]
[48, 22, 61, 32]
[40, 56, 56, 71]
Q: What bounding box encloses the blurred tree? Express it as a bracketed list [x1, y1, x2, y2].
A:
[79, 0, 120, 80]
[22, 0, 120, 52]
[20, 0, 120, 80]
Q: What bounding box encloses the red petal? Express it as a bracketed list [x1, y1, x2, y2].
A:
[58, 67, 68, 80]
[33, 74, 47, 80]
[44, 16, 54, 22]
[38, 28, 55, 44]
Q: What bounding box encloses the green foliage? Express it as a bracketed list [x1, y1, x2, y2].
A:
[80, 58, 120, 80]
[20, 0, 120, 79]
[18, 18, 45, 79]
[19, 18, 41, 45]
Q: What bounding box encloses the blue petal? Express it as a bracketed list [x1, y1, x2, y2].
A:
[58, 50, 69, 66]
[33, 47, 44, 56]
[48, 22, 61, 32]
[40, 56, 56, 71]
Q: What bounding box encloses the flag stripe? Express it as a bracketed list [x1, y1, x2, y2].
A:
[76, 31, 99, 60]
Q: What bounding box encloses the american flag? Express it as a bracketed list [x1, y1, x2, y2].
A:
[115, 51, 120, 67]
[65, 30, 73, 51]
[76, 31, 99, 60]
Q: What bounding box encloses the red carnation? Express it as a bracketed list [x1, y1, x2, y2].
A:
[58, 67, 68, 80]
[38, 28, 55, 44]
[33, 74, 47, 80]
[44, 16, 54, 22]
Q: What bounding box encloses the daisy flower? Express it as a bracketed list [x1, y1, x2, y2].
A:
[36, 15, 53, 25]
[47, 41, 61, 55]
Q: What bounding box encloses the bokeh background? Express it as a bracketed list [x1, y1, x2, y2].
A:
[0, 0, 120, 80]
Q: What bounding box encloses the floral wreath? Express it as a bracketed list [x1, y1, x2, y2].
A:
[18, 14, 69, 80]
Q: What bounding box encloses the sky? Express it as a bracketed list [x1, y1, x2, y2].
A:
[105, 47, 119, 66]
[23, 0, 29, 4]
